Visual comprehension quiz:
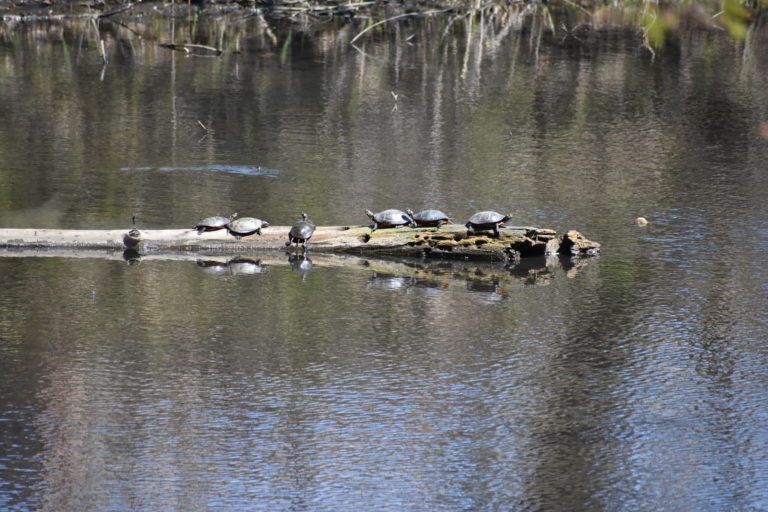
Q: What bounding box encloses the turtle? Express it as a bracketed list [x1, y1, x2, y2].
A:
[123, 228, 141, 248]
[465, 211, 512, 237]
[406, 208, 453, 228]
[365, 209, 414, 232]
[285, 212, 316, 249]
[195, 213, 237, 234]
[227, 217, 269, 239]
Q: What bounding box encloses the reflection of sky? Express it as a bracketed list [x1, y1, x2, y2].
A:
[121, 165, 280, 177]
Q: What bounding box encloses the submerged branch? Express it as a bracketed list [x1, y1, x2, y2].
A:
[159, 43, 223, 55]
[98, 1, 141, 19]
[350, 8, 454, 45]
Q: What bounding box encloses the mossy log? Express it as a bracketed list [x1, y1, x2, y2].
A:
[0, 224, 599, 261]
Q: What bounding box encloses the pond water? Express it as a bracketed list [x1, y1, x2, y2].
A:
[1, 12, 768, 512]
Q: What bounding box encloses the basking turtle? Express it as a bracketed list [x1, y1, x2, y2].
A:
[406, 208, 453, 228]
[227, 217, 269, 239]
[195, 213, 237, 234]
[286, 212, 316, 249]
[365, 209, 414, 232]
[465, 211, 511, 237]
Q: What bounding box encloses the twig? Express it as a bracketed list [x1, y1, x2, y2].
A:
[350, 8, 453, 45]
[271, 1, 376, 13]
[108, 18, 143, 38]
[98, 1, 141, 19]
[561, 0, 592, 18]
[160, 43, 190, 54]
[441, 11, 470, 41]
[159, 43, 223, 55]
[91, 18, 108, 64]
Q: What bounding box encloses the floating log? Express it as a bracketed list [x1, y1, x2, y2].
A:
[0, 224, 599, 261]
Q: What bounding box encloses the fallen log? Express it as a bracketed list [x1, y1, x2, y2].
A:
[0, 224, 599, 261]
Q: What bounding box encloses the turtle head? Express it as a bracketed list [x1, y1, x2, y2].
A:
[262, 220, 270, 228]
[405, 209, 417, 228]
[365, 209, 375, 219]
[230, 212, 238, 221]
[301, 212, 308, 220]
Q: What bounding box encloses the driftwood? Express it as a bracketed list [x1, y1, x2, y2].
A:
[0, 224, 599, 262]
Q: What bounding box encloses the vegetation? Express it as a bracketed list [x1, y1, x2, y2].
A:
[0, 0, 766, 51]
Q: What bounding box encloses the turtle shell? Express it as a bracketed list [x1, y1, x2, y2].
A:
[367, 209, 413, 227]
[290, 219, 316, 240]
[195, 214, 235, 232]
[407, 209, 452, 227]
[467, 211, 509, 227]
[228, 217, 269, 237]
[287, 212, 317, 247]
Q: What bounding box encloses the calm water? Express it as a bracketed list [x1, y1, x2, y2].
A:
[1, 12, 768, 512]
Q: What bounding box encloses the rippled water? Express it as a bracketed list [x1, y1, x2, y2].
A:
[1, 13, 768, 512]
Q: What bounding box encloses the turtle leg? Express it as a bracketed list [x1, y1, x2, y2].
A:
[256, 228, 262, 236]
[436, 220, 443, 228]
[302, 239, 308, 249]
[466, 224, 475, 236]
[493, 224, 500, 237]
[370, 223, 378, 232]
[285, 237, 292, 247]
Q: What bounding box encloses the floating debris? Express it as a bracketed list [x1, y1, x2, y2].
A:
[121, 165, 280, 177]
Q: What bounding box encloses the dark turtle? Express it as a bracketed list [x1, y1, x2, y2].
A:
[227, 217, 269, 239]
[406, 208, 453, 228]
[123, 228, 141, 248]
[285, 212, 316, 249]
[465, 211, 511, 237]
[195, 213, 237, 234]
[365, 209, 414, 232]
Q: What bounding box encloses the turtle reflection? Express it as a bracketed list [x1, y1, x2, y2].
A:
[228, 257, 265, 275]
[288, 253, 313, 280]
[196, 257, 265, 275]
[466, 277, 505, 302]
[367, 271, 416, 291]
[122, 249, 141, 265]
[196, 259, 230, 275]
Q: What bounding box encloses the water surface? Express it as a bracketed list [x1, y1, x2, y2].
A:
[1, 13, 767, 512]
